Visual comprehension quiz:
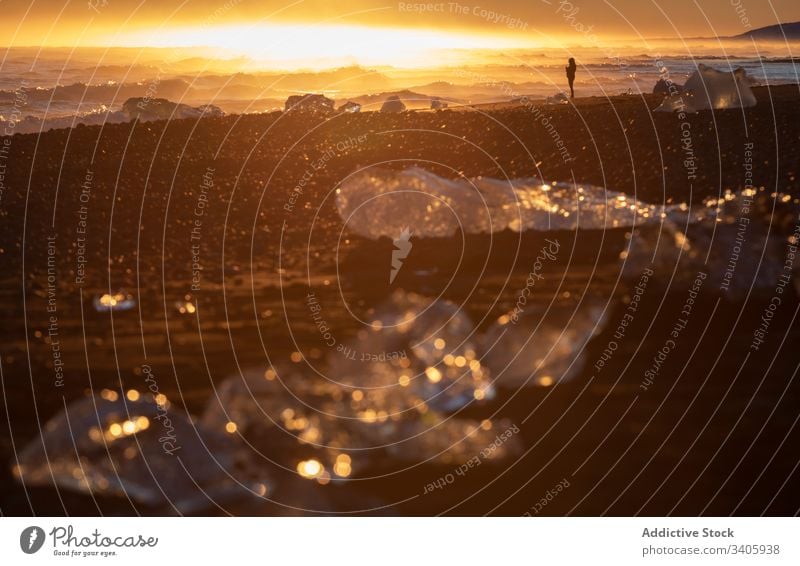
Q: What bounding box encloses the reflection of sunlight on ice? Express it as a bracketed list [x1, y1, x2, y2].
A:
[623, 188, 796, 299]
[19, 289, 633, 512]
[93, 290, 136, 312]
[297, 459, 324, 479]
[336, 167, 682, 239]
[481, 298, 608, 388]
[15, 394, 264, 513]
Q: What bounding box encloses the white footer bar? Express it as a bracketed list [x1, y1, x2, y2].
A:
[1, 517, 797, 565]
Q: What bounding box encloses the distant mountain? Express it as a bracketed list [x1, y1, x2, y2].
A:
[733, 21, 800, 40]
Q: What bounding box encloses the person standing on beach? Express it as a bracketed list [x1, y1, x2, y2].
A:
[566, 58, 577, 98]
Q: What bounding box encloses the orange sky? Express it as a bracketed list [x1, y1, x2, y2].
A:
[6, 0, 800, 46]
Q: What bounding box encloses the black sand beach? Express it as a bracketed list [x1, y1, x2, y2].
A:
[2, 85, 800, 515]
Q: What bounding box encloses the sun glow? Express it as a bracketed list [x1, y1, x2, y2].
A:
[113, 23, 521, 69]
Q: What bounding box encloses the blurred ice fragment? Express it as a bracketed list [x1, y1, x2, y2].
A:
[174, 298, 197, 315]
[93, 290, 136, 312]
[203, 342, 515, 480]
[481, 298, 607, 387]
[329, 290, 494, 413]
[19, 289, 528, 511]
[622, 190, 787, 299]
[15, 394, 265, 513]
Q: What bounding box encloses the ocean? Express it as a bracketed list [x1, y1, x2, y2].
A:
[1, 45, 797, 133]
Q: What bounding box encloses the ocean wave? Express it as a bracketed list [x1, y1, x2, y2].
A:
[0, 96, 224, 134]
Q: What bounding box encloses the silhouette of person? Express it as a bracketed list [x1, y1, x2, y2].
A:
[566, 58, 576, 98]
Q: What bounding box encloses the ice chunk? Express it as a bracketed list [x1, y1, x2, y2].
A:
[14, 393, 265, 513]
[481, 298, 607, 388]
[202, 366, 358, 472]
[653, 78, 683, 95]
[545, 92, 570, 104]
[122, 97, 224, 121]
[622, 191, 787, 298]
[284, 94, 335, 114]
[338, 101, 361, 113]
[328, 290, 494, 413]
[655, 64, 756, 113]
[93, 290, 136, 312]
[203, 355, 515, 479]
[380, 95, 406, 113]
[336, 167, 677, 239]
[430, 97, 448, 110]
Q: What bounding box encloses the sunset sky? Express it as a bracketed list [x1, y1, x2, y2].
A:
[2, 0, 799, 69]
